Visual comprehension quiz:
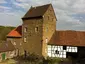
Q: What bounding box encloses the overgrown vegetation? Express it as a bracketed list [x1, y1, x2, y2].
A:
[14, 53, 44, 64]
[0, 25, 15, 42]
[47, 57, 69, 64]
[13, 53, 69, 64]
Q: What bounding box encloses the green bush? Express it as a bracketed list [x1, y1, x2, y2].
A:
[47, 57, 61, 64]
[47, 57, 69, 64]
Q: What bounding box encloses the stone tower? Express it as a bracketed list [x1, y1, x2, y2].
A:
[22, 4, 57, 58]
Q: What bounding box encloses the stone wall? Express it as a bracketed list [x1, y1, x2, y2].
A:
[42, 5, 56, 58]
[7, 38, 23, 55]
[22, 17, 43, 56]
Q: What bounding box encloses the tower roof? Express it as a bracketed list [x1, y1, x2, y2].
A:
[22, 4, 52, 19]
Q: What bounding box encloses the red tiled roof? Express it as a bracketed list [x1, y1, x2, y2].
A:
[48, 30, 85, 46]
[7, 26, 22, 37]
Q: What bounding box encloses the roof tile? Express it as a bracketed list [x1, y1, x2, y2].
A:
[48, 30, 85, 46]
[7, 26, 22, 37]
[22, 4, 51, 19]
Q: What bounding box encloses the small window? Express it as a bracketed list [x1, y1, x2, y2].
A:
[14, 42, 16, 45]
[55, 50, 59, 54]
[24, 27, 27, 32]
[63, 46, 66, 50]
[46, 38, 48, 43]
[20, 42, 22, 45]
[43, 16, 44, 18]
[24, 37, 27, 42]
[35, 27, 38, 32]
[46, 27, 48, 32]
[48, 16, 49, 20]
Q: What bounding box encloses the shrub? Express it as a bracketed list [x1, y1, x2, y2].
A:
[47, 57, 69, 64]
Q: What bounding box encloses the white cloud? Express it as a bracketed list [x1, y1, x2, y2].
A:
[0, 11, 24, 26]
[0, 6, 11, 9]
[13, 2, 30, 9]
[15, 0, 29, 3]
[72, 0, 85, 13]
[0, 0, 85, 30]
[0, 0, 7, 3]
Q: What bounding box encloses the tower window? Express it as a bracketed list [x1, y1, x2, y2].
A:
[46, 27, 48, 32]
[46, 38, 48, 43]
[24, 27, 27, 32]
[35, 27, 38, 32]
[24, 37, 27, 42]
[48, 16, 49, 20]
[20, 42, 22, 45]
[63, 46, 66, 50]
[52, 18, 54, 21]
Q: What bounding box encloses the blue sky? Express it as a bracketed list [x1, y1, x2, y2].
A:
[0, 0, 85, 31]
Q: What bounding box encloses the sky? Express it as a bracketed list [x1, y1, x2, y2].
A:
[0, 0, 85, 31]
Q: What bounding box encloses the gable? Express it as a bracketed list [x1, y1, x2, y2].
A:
[43, 4, 57, 21]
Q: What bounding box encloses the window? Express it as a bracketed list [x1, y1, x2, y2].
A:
[52, 18, 53, 21]
[24, 37, 27, 42]
[46, 27, 48, 32]
[55, 50, 59, 54]
[48, 16, 49, 20]
[24, 27, 27, 32]
[63, 46, 66, 50]
[20, 42, 22, 45]
[14, 42, 16, 45]
[35, 27, 38, 32]
[43, 16, 44, 18]
[46, 38, 48, 43]
[28, 32, 31, 36]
